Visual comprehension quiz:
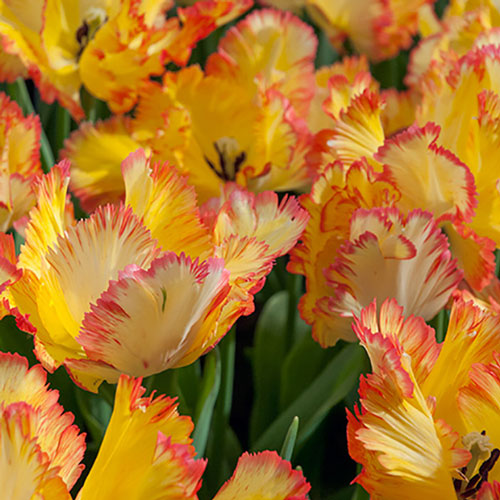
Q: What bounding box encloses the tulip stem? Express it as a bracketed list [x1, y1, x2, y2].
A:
[55, 104, 71, 156]
[205, 331, 236, 494]
[81, 87, 97, 122]
[192, 350, 221, 457]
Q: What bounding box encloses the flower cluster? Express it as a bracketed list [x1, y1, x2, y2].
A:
[0, 352, 309, 498]
[0, 0, 500, 498]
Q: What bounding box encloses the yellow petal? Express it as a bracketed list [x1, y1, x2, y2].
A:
[458, 354, 500, 473]
[206, 8, 317, 117]
[308, 55, 371, 133]
[78, 375, 205, 500]
[0, 352, 85, 489]
[76, 253, 230, 379]
[445, 222, 496, 291]
[213, 451, 310, 500]
[122, 149, 212, 259]
[0, 404, 71, 499]
[61, 117, 142, 213]
[326, 90, 385, 169]
[376, 123, 476, 223]
[18, 161, 73, 278]
[422, 295, 500, 436]
[348, 365, 467, 500]
[0, 43, 26, 81]
[35, 204, 160, 370]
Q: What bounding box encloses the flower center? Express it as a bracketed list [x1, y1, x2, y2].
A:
[76, 7, 108, 57]
[454, 431, 500, 499]
[204, 137, 246, 182]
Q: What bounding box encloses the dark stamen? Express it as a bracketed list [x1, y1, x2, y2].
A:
[459, 449, 500, 499]
[479, 448, 500, 478]
[76, 21, 89, 44]
[204, 140, 246, 182]
[234, 151, 246, 173]
[204, 155, 225, 181]
[214, 142, 228, 180]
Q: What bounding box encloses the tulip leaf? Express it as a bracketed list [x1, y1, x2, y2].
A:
[0, 315, 36, 364]
[280, 326, 331, 410]
[176, 361, 202, 415]
[280, 416, 299, 461]
[250, 291, 289, 443]
[192, 349, 221, 457]
[75, 388, 112, 448]
[253, 343, 366, 452]
[351, 485, 370, 500]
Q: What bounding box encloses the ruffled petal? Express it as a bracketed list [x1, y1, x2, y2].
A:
[321, 208, 461, 343]
[122, 149, 213, 259]
[0, 352, 85, 489]
[376, 123, 477, 224]
[18, 161, 73, 278]
[354, 298, 441, 386]
[0, 403, 71, 499]
[76, 253, 230, 383]
[78, 375, 206, 499]
[213, 451, 310, 500]
[348, 332, 467, 500]
[206, 8, 317, 117]
[61, 117, 142, 213]
[422, 296, 500, 436]
[34, 204, 160, 371]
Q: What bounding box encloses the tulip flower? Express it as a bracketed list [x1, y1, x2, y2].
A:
[3, 150, 307, 391]
[348, 296, 500, 499]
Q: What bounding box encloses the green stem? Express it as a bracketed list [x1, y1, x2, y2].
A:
[81, 86, 97, 122]
[192, 350, 221, 457]
[54, 104, 71, 155]
[219, 332, 235, 418]
[7, 79, 55, 171]
[210, 333, 235, 481]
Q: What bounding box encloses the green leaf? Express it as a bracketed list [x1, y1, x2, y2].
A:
[351, 465, 369, 500]
[0, 315, 36, 364]
[253, 343, 366, 452]
[192, 350, 221, 457]
[280, 327, 331, 410]
[250, 291, 289, 443]
[315, 30, 338, 67]
[75, 388, 112, 448]
[280, 416, 299, 461]
[351, 484, 370, 500]
[149, 368, 189, 416]
[201, 333, 237, 496]
[176, 361, 202, 415]
[429, 308, 449, 343]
